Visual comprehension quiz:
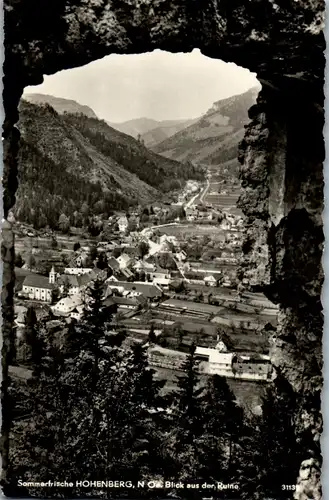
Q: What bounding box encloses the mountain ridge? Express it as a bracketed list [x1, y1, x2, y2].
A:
[23, 93, 98, 119]
[152, 86, 260, 166]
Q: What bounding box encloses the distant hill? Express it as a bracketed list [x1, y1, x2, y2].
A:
[141, 118, 198, 147]
[152, 87, 260, 167]
[23, 93, 98, 119]
[107, 117, 159, 138]
[16, 99, 203, 231]
[107, 117, 197, 146]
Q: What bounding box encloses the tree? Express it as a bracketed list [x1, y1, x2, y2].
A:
[51, 286, 60, 305]
[24, 307, 43, 368]
[88, 216, 103, 236]
[58, 213, 70, 233]
[237, 374, 302, 500]
[26, 254, 36, 271]
[96, 252, 108, 270]
[157, 253, 177, 270]
[89, 244, 98, 263]
[127, 218, 138, 233]
[61, 276, 71, 297]
[200, 375, 243, 483]
[14, 253, 24, 268]
[170, 280, 185, 293]
[140, 213, 149, 223]
[148, 324, 156, 343]
[138, 241, 150, 259]
[51, 236, 58, 249]
[171, 343, 204, 481]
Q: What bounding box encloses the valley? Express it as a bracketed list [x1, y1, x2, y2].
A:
[12, 85, 276, 416]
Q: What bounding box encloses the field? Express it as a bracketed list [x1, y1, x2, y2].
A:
[155, 224, 226, 239]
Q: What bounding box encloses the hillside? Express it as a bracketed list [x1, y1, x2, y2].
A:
[152, 87, 260, 167]
[23, 93, 98, 119]
[16, 100, 203, 231]
[141, 118, 198, 147]
[108, 117, 197, 146]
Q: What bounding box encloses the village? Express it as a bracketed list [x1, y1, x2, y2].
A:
[12, 172, 278, 409]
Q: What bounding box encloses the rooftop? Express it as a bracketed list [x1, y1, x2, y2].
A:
[162, 298, 222, 314]
[23, 274, 54, 290]
[107, 280, 163, 299]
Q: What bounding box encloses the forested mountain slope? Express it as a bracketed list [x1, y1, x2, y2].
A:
[16, 100, 203, 230]
[152, 87, 260, 167]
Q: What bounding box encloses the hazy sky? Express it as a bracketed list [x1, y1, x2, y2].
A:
[24, 49, 258, 123]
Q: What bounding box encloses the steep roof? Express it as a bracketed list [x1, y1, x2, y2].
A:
[23, 274, 54, 290]
[107, 280, 162, 299]
[204, 275, 217, 281]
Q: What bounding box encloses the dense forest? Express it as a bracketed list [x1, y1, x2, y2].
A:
[62, 113, 204, 192]
[15, 101, 204, 231]
[7, 280, 302, 500]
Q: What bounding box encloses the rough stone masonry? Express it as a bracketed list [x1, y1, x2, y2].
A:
[2, 0, 326, 498]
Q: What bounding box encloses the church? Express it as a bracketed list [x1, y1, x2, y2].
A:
[21, 266, 57, 302]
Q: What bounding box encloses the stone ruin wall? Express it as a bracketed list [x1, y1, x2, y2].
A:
[2, 1, 326, 498]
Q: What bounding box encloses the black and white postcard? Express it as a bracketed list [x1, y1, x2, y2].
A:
[1, 2, 325, 499]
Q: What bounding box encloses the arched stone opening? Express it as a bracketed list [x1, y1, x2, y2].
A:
[2, 1, 325, 498]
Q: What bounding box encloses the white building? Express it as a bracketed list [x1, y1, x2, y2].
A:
[204, 275, 217, 287]
[64, 268, 93, 275]
[175, 250, 187, 262]
[208, 352, 235, 376]
[116, 253, 131, 270]
[51, 294, 83, 317]
[117, 215, 128, 232]
[133, 260, 155, 273]
[21, 274, 54, 302]
[149, 270, 171, 287]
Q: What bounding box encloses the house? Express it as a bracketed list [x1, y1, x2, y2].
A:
[57, 268, 104, 296]
[149, 270, 171, 287]
[175, 250, 187, 262]
[186, 208, 197, 221]
[123, 268, 134, 279]
[215, 340, 228, 352]
[117, 215, 128, 232]
[133, 260, 155, 273]
[75, 252, 90, 267]
[208, 351, 235, 376]
[21, 274, 54, 302]
[51, 294, 83, 317]
[64, 268, 93, 275]
[106, 281, 163, 301]
[58, 274, 81, 296]
[204, 275, 217, 287]
[117, 253, 132, 270]
[195, 346, 214, 361]
[107, 275, 119, 283]
[113, 296, 141, 311]
[14, 267, 34, 294]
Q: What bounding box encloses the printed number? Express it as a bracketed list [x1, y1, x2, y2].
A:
[282, 485, 296, 490]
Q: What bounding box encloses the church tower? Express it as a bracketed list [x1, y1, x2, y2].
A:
[49, 265, 56, 284]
